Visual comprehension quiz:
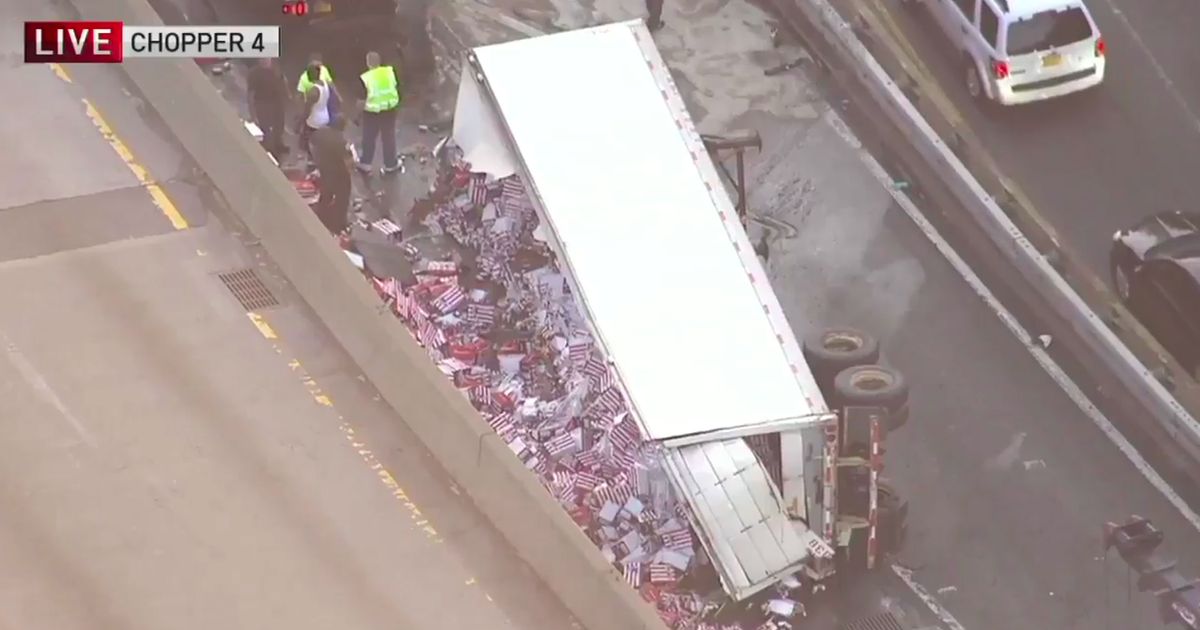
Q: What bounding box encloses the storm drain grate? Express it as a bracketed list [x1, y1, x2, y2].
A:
[217, 268, 279, 311]
[840, 612, 907, 630]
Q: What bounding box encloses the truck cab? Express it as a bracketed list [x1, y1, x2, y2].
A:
[257, 0, 433, 85]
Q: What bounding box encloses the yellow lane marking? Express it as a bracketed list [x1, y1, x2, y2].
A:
[47, 64, 190, 231]
[49, 63, 72, 83]
[247, 313, 502, 605]
[860, 0, 965, 129]
[246, 312, 441, 542]
[50, 60, 504, 609]
[866, 1, 926, 78]
[247, 312, 278, 339]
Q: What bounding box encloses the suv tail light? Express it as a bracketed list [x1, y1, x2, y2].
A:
[1095, 37, 1106, 57]
[991, 59, 1010, 80]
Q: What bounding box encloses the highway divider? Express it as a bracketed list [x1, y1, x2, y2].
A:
[762, 0, 1200, 485]
[67, 0, 668, 627]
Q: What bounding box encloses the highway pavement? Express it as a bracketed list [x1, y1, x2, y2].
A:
[0, 1, 578, 629]
[878, 0, 1200, 281]
[749, 96, 1200, 630]
[8, 0, 1199, 629]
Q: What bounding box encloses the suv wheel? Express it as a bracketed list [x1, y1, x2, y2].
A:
[1112, 263, 1132, 302]
[964, 60, 985, 100]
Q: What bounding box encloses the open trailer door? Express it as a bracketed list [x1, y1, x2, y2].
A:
[663, 440, 834, 601]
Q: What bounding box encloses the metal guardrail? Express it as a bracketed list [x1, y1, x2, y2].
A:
[762, 0, 1200, 479]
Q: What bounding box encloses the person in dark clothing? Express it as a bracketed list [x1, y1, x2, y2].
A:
[310, 119, 354, 235]
[247, 58, 288, 159]
[646, 0, 664, 31]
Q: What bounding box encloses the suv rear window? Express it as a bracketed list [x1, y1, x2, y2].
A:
[1005, 7, 1094, 55]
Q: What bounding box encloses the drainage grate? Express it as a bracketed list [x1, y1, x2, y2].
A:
[217, 268, 280, 311]
[840, 612, 906, 630]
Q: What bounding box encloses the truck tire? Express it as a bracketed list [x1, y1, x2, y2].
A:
[878, 480, 908, 554]
[803, 327, 880, 394]
[839, 477, 907, 571]
[833, 364, 909, 431]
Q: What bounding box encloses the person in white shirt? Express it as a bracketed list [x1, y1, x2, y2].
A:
[297, 62, 340, 164]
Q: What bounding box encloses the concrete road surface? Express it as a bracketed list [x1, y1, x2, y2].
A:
[9, 0, 1200, 628]
[877, 0, 1200, 280]
[0, 2, 577, 629]
[749, 98, 1200, 630]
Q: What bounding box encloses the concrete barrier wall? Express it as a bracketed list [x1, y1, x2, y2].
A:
[68, 0, 667, 627]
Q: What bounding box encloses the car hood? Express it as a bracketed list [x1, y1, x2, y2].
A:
[1117, 211, 1200, 260]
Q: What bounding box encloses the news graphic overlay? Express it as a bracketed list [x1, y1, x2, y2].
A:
[25, 22, 280, 63]
[125, 25, 279, 59]
[24, 21, 122, 63]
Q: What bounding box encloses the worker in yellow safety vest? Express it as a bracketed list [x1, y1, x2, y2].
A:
[357, 51, 402, 174]
[296, 53, 333, 95]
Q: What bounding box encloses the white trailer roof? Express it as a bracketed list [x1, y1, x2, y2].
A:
[467, 21, 828, 443]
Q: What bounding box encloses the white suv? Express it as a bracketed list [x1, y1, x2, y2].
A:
[907, 0, 1106, 105]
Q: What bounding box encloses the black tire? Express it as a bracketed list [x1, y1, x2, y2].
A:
[839, 476, 907, 571]
[1110, 258, 1133, 302]
[803, 327, 880, 387]
[889, 402, 910, 431]
[833, 365, 910, 430]
[964, 57, 986, 102]
[878, 481, 908, 554]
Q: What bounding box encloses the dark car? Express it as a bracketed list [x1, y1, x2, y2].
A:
[1110, 211, 1200, 378]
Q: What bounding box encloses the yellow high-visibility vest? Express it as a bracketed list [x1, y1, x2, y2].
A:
[360, 66, 400, 113]
[296, 65, 333, 94]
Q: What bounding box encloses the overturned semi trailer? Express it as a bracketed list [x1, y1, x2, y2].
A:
[450, 20, 855, 601]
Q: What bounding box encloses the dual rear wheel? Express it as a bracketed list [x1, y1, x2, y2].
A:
[803, 326, 909, 431]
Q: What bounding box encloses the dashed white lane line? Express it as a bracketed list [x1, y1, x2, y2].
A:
[1097, 0, 1200, 136]
[830, 106, 1200, 533]
[825, 103, 1200, 627]
[892, 565, 968, 630]
[0, 329, 97, 449]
